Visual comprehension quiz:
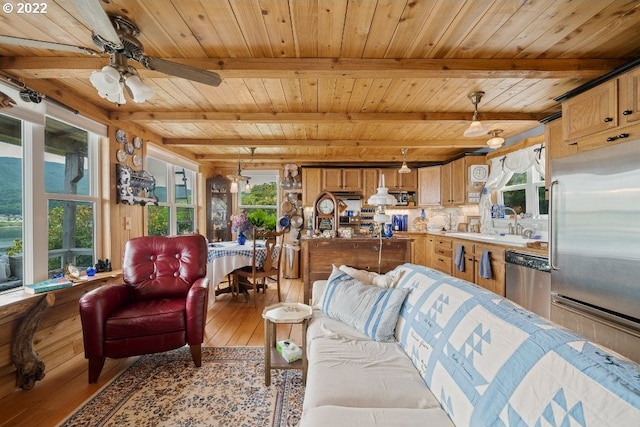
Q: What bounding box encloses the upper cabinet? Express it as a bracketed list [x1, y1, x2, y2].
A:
[302, 168, 322, 206]
[441, 157, 485, 206]
[561, 66, 640, 152]
[562, 80, 618, 141]
[322, 168, 362, 192]
[418, 166, 441, 206]
[379, 168, 418, 192]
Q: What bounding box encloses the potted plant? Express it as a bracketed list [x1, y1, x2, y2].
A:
[6, 238, 23, 280]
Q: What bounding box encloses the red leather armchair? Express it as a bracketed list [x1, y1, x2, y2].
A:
[79, 234, 209, 383]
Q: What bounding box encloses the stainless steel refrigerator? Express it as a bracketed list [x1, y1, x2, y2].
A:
[550, 139, 640, 360]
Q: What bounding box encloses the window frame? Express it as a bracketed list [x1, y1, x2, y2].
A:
[0, 82, 105, 289]
[498, 166, 548, 218]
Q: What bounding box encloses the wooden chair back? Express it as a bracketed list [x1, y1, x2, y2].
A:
[252, 228, 285, 273]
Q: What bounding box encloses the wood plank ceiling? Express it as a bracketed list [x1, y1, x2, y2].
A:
[1, 0, 640, 168]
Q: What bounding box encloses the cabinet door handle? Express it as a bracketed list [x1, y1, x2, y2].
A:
[606, 135, 618, 142]
[603, 117, 613, 122]
[623, 110, 633, 115]
[619, 133, 630, 139]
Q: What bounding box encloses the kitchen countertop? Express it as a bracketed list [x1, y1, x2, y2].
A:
[395, 230, 549, 255]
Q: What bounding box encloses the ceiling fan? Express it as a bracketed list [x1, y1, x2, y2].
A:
[0, 0, 221, 103]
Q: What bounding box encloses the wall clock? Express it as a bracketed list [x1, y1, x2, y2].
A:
[469, 165, 489, 182]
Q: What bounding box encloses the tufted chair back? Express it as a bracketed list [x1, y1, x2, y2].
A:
[123, 235, 208, 301]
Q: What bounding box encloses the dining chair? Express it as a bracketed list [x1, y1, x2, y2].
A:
[233, 228, 285, 307]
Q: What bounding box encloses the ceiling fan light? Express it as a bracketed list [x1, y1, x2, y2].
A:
[89, 65, 121, 94]
[463, 120, 489, 137]
[125, 74, 154, 103]
[487, 136, 505, 149]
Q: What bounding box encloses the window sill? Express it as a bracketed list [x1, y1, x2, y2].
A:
[0, 270, 122, 313]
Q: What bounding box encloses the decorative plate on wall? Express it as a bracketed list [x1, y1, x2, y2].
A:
[116, 149, 127, 164]
[125, 142, 135, 155]
[115, 129, 127, 143]
[132, 154, 142, 168]
[133, 136, 143, 150]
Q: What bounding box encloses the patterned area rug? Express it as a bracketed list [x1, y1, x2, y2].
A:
[59, 347, 304, 427]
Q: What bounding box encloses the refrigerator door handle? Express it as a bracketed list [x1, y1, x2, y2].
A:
[549, 179, 559, 270]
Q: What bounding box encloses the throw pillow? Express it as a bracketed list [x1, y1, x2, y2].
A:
[321, 268, 410, 342]
[339, 264, 405, 288]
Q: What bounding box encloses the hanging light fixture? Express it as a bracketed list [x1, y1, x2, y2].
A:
[226, 150, 250, 194]
[89, 53, 154, 105]
[398, 148, 411, 174]
[487, 129, 505, 149]
[463, 91, 489, 137]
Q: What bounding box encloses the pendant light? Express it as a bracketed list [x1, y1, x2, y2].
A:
[463, 91, 489, 137]
[487, 129, 505, 149]
[398, 148, 411, 174]
[226, 150, 250, 194]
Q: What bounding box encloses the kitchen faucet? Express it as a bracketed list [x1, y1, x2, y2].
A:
[503, 207, 522, 235]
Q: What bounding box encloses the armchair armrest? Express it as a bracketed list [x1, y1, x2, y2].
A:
[186, 277, 209, 344]
[79, 284, 131, 358]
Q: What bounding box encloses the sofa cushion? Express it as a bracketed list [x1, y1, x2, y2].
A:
[321, 267, 409, 342]
[305, 310, 441, 411]
[300, 406, 454, 427]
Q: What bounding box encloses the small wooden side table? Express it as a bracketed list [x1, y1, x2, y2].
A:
[262, 302, 312, 386]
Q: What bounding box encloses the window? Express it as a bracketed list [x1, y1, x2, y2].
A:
[0, 114, 23, 291]
[238, 170, 278, 230]
[499, 167, 548, 217]
[146, 154, 197, 236]
[0, 87, 105, 292]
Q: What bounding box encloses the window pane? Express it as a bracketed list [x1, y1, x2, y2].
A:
[147, 157, 168, 202]
[503, 189, 526, 214]
[240, 177, 278, 230]
[45, 118, 90, 196]
[176, 207, 194, 234]
[538, 186, 549, 215]
[175, 168, 193, 205]
[0, 114, 23, 290]
[48, 199, 94, 276]
[506, 172, 527, 186]
[148, 205, 170, 236]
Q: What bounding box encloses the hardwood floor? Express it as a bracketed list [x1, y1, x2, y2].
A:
[0, 277, 305, 427]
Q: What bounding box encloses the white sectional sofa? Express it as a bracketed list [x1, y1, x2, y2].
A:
[300, 263, 640, 427]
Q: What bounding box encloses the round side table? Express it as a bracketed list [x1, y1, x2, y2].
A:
[262, 302, 312, 386]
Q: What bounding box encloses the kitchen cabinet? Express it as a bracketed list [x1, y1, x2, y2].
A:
[302, 168, 322, 207]
[441, 156, 485, 206]
[322, 168, 362, 192]
[418, 166, 441, 206]
[429, 235, 506, 296]
[561, 66, 640, 152]
[432, 236, 452, 275]
[396, 232, 428, 266]
[379, 168, 417, 191]
[362, 168, 379, 203]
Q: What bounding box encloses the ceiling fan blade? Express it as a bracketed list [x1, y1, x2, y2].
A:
[141, 56, 222, 87]
[0, 35, 101, 56]
[72, 0, 122, 50]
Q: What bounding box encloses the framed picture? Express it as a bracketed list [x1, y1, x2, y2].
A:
[468, 215, 481, 233]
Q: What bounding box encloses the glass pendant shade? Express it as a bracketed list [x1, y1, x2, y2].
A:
[367, 174, 397, 207]
[398, 162, 411, 174]
[463, 119, 489, 137]
[229, 180, 238, 193]
[487, 136, 505, 149]
[125, 74, 155, 103]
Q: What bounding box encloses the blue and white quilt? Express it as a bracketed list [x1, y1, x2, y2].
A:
[392, 263, 640, 427]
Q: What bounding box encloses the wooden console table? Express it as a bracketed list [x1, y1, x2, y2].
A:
[301, 237, 411, 304]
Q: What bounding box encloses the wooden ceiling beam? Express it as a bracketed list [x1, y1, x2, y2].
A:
[0, 57, 625, 80]
[113, 111, 546, 122]
[163, 138, 488, 148]
[196, 153, 451, 163]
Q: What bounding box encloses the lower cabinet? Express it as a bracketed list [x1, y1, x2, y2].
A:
[431, 236, 506, 296]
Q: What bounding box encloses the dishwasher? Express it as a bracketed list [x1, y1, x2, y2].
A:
[505, 250, 551, 319]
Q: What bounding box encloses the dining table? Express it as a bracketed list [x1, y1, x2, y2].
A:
[206, 240, 279, 306]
